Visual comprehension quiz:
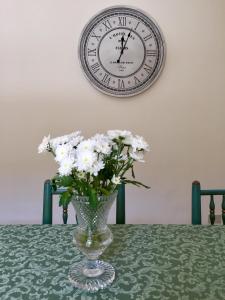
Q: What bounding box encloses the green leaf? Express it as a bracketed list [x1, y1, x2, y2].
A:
[99, 187, 110, 196]
[59, 191, 73, 207]
[59, 176, 74, 187]
[51, 178, 57, 191]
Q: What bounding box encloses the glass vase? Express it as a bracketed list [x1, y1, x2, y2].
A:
[68, 191, 117, 292]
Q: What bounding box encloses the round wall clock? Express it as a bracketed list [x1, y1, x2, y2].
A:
[79, 6, 166, 97]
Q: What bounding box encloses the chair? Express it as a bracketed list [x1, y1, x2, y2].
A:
[192, 181, 225, 225]
[43, 179, 125, 224]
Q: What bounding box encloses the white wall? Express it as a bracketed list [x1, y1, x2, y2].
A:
[0, 0, 225, 224]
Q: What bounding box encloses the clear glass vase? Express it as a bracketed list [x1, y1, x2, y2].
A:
[68, 191, 117, 292]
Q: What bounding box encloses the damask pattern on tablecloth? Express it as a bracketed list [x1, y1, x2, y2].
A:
[0, 225, 225, 300]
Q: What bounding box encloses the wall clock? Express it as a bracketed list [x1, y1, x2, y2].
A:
[79, 6, 166, 97]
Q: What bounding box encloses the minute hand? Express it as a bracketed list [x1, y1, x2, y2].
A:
[117, 29, 132, 63]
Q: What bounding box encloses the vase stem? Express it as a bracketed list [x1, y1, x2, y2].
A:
[82, 260, 104, 277]
[86, 228, 92, 248]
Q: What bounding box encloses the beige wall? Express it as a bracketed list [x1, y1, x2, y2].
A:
[1, 0, 225, 224]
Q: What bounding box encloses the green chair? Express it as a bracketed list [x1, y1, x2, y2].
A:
[192, 181, 225, 225]
[43, 179, 125, 224]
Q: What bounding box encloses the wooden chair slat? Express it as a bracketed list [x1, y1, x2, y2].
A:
[222, 195, 225, 225]
[209, 195, 215, 225]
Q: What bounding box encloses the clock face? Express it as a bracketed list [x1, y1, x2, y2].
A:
[79, 6, 166, 97]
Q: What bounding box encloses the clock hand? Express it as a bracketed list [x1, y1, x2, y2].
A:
[121, 35, 124, 49]
[117, 28, 132, 63]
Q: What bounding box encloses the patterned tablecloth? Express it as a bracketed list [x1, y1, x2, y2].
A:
[0, 225, 225, 300]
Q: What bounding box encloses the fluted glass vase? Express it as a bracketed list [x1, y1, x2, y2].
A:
[68, 191, 117, 292]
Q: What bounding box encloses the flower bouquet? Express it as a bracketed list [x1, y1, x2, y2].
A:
[39, 129, 149, 291]
[39, 129, 149, 207]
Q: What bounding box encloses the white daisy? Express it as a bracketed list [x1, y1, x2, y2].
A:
[92, 134, 112, 155]
[130, 135, 149, 152]
[129, 151, 145, 162]
[38, 135, 50, 153]
[123, 135, 134, 146]
[50, 131, 83, 150]
[70, 135, 83, 148]
[55, 144, 73, 163]
[107, 130, 132, 140]
[75, 150, 97, 172]
[67, 131, 82, 140]
[58, 157, 74, 176]
[76, 139, 95, 154]
[90, 160, 105, 176]
[77, 171, 86, 179]
[111, 175, 121, 185]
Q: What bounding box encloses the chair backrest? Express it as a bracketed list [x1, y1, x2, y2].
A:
[43, 179, 125, 224]
[192, 181, 225, 225]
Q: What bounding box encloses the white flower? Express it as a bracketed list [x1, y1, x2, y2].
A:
[50, 131, 83, 151]
[123, 135, 133, 145]
[38, 135, 50, 153]
[77, 171, 86, 179]
[111, 175, 121, 185]
[67, 131, 82, 140]
[107, 130, 132, 140]
[75, 150, 97, 172]
[70, 135, 83, 147]
[58, 157, 74, 176]
[90, 160, 105, 176]
[130, 135, 149, 152]
[55, 144, 73, 163]
[76, 139, 95, 153]
[92, 134, 112, 155]
[50, 137, 63, 151]
[129, 151, 145, 162]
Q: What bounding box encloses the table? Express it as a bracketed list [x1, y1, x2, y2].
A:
[0, 225, 225, 300]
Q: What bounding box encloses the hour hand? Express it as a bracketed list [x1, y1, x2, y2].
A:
[121, 35, 124, 49]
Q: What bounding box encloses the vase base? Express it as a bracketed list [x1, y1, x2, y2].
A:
[68, 260, 115, 292]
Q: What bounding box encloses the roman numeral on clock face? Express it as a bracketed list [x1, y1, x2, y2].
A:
[102, 20, 112, 31]
[143, 63, 153, 74]
[101, 73, 111, 85]
[134, 76, 141, 85]
[118, 16, 126, 27]
[143, 33, 153, 41]
[91, 31, 101, 41]
[87, 48, 97, 56]
[90, 62, 100, 74]
[118, 79, 125, 89]
[134, 21, 140, 31]
[146, 50, 157, 56]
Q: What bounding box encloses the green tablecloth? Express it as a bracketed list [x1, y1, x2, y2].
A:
[0, 225, 225, 300]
